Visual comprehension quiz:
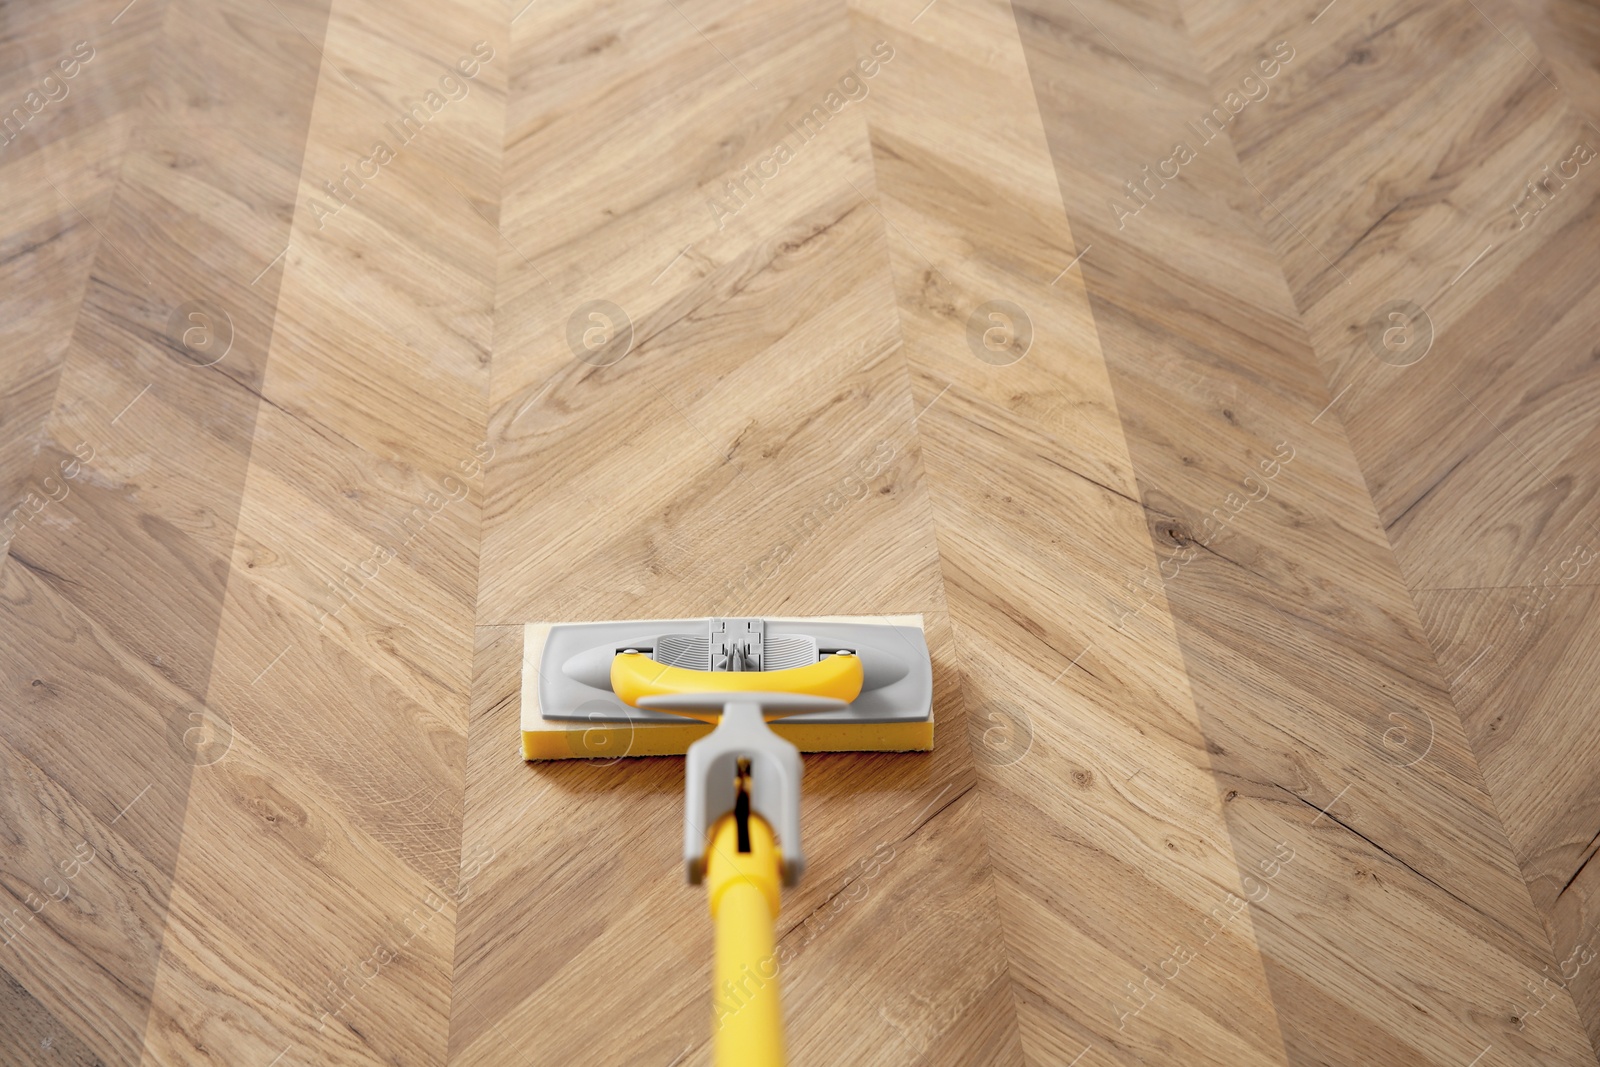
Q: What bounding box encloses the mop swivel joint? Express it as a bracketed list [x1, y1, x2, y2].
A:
[638, 690, 849, 887]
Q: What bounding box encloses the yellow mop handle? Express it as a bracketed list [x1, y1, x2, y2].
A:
[706, 811, 785, 1067]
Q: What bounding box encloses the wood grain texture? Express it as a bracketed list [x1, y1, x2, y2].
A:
[133, 0, 503, 1062]
[1504, 0, 1600, 147]
[0, 0, 159, 549]
[1, 0, 331, 1060]
[1010, 0, 1594, 1061]
[849, 2, 1289, 1063]
[450, 0, 1013, 1063]
[4, 0, 1600, 1062]
[1171, 0, 1600, 1055]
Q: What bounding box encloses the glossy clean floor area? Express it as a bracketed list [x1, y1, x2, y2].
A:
[4, 0, 1600, 1063]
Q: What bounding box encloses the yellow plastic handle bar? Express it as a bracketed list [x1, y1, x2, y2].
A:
[707, 811, 785, 1067]
[611, 651, 863, 709]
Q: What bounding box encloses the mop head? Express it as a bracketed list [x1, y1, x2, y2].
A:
[521, 614, 935, 760]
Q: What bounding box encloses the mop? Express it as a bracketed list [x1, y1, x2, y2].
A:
[522, 615, 935, 1065]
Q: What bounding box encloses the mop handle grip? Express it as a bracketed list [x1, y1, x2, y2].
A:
[706, 811, 785, 1067]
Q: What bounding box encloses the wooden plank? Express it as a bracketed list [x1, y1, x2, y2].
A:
[0, 0, 161, 541]
[0, 0, 334, 1061]
[130, 0, 504, 1062]
[1507, 0, 1600, 123]
[1015, 0, 1599, 1061]
[1183, 0, 1600, 1053]
[848, 0, 1292, 1063]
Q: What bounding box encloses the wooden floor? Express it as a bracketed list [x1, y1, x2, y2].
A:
[4, 0, 1600, 1063]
